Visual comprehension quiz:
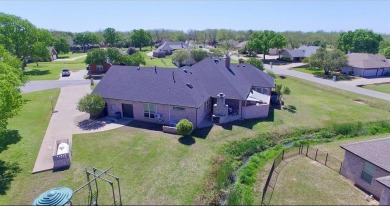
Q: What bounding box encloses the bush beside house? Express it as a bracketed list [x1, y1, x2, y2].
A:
[176, 119, 193, 136]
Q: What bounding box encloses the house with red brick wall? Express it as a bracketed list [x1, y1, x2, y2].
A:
[88, 62, 112, 75]
[340, 137, 390, 205]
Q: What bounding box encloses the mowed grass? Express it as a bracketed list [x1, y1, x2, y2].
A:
[140, 52, 176, 68]
[294, 67, 323, 75]
[362, 83, 390, 94]
[270, 157, 370, 205]
[57, 52, 87, 59]
[0, 89, 60, 204]
[24, 57, 87, 80]
[1, 77, 390, 204]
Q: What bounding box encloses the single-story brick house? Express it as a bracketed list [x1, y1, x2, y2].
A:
[341, 53, 390, 77]
[153, 41, 189, 58]
[48, 47, 58, 61]
[340, 137, 390, 205]
[280, 45, 320, 61]
[92, 57, 275, 128]
[87, 62, 112, 75]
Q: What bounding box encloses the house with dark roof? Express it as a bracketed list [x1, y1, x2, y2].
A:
[341, 53, 390, 77]
[280, 45, 320, 61]
[153, 41, 189, 58]
[340, 137, 390, 205]
[47, 47, 58, 61]
[92, 57, 275, 129]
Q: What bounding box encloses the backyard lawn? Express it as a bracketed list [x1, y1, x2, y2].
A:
[362, 83, 390, 94]
[270, 157, 371, 205]
[1, 77, 390, 204]
[24, 57, 87, 80]
[140, 52, 176, 68]
[57, 52, 87, 59]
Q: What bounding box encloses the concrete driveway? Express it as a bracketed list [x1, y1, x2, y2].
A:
[266, 64, 390, 101]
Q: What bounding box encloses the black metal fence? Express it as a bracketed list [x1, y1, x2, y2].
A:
[260, 144, 343, 206]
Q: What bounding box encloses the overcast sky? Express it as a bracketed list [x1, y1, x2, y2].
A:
[1, 0, 389, 34]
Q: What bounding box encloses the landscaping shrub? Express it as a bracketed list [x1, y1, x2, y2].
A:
[246, 58, 264, 71]
[76, 94, 105, 119]
[176, 119, 193, 135]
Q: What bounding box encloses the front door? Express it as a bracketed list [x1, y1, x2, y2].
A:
[122, 104, 134, 118]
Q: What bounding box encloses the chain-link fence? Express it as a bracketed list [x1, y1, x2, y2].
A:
[261, 144, 343, 205]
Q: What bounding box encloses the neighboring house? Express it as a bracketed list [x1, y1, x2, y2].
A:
[340, 137, 390, 205]
[92, 57, 275, 129]
[88, 62, 112, 75]
[48, 47, 58, 61]
[153, 41, 189, 58]
[280, 45, 320, 61]
[341, 53, 390, 77]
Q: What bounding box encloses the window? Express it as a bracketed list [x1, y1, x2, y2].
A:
[361, 162, 376, 184]
[173, 106, 185, 111]
[204, 99, 211, 111]
[97, 65, 104, 72]
[144, 103, 156, 118]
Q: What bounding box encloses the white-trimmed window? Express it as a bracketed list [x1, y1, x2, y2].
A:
[361, 162, 376, 184]
[97, 65, 104, 72]
[144, 103, 157, 118]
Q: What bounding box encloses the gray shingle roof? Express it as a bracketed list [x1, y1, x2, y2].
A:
[155, 41, 189, 52]
[341, 137, 390, 172]
[92, 58, 274, 108]
[347, 53, 390, 69]
[376, 176, 390, 188]
[281, 45, 319, 58]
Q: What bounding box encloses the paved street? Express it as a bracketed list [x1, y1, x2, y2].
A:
[53, 54, 87, 62]
[21, 80, 90, 93]
[266, 64, 390, 101]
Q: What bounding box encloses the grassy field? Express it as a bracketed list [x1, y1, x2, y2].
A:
[0, 89, 60, 204]
[294, 67, 323, 75]
[1, 76, 390, 204]
[24, 57, 87, 80]
[140, 52, 176, 68]
[270, 157, 370, 205]
[362, 83, 390, 94]
[57, 52, 87, 59]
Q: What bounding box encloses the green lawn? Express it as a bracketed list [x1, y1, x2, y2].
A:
[270, 157, 370, 205]
[294, 67, 323, 75]
[140, 52, 176, 68]
[0, 89, 60, 204]
[294, 67, 359, 81]
[362, 83, 390, 94]
[24, 58, 87, 80]
[1, 77, 390, 204]
[57, 52, 87, 59]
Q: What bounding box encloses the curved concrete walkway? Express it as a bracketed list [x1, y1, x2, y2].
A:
[265, 64, 390, 101]
[32, 85, 130, 173]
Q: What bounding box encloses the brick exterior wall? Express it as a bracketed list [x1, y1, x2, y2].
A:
[341, 151, 390, 198]
[380, 187, 390, 205]
[89, 63, 111, 75]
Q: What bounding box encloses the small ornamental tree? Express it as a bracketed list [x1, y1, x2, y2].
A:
[176, 119, 193, 136]
[246, 58, 264, 71]
[77, 94, 105, 119]
[275, 84, 291, 106]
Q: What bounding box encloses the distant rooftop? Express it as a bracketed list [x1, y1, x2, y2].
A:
[341, 137, 390, 172]
[347, 53, 390, 69]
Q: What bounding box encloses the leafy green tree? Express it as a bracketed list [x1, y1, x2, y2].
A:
[77, 94, 105, 119]
[248, 30, 286, 59]
[106, 48, 122, 64]
[246, 58, 264, 71]
[176, 119, 193, 136]
[103, 27, 119, 47]
[379, 40, 390, 52]
[0, 13, 53, 67]
[53, 37, 70, 54]
[130, 29, 152, 51]
[121, 52, 145, 66]
[271, 34, 287, 58]
[85, 49, 108, 65]
[381, 47, 390, 58]
[74, 32, 100, 52]
[209, 48, 224, 57]
[31, 42, 50, 66]
[337, 29, 383, 53]
[172, 50, 190, 67]
[190, 49, 209, 62]
[275, 84, 291, 104]
[308, 48, 347, 75]
[0, 45, 25, 131]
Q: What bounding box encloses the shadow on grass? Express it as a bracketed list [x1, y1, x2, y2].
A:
[231, 107, 276, 130]
[192, 126, 213, 139]
[24, 69, 51, 76]
[0, 130, 22, 153]
[0, 160, 21, 195]
[77, 119, 106, 131]
[58, 56, 70, 59]
[125, 120, 162, 132]
[285, 105, 297, 113]
[178, 136, 196, 146]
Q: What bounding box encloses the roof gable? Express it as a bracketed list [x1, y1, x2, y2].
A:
[347, 53, 390, 69]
